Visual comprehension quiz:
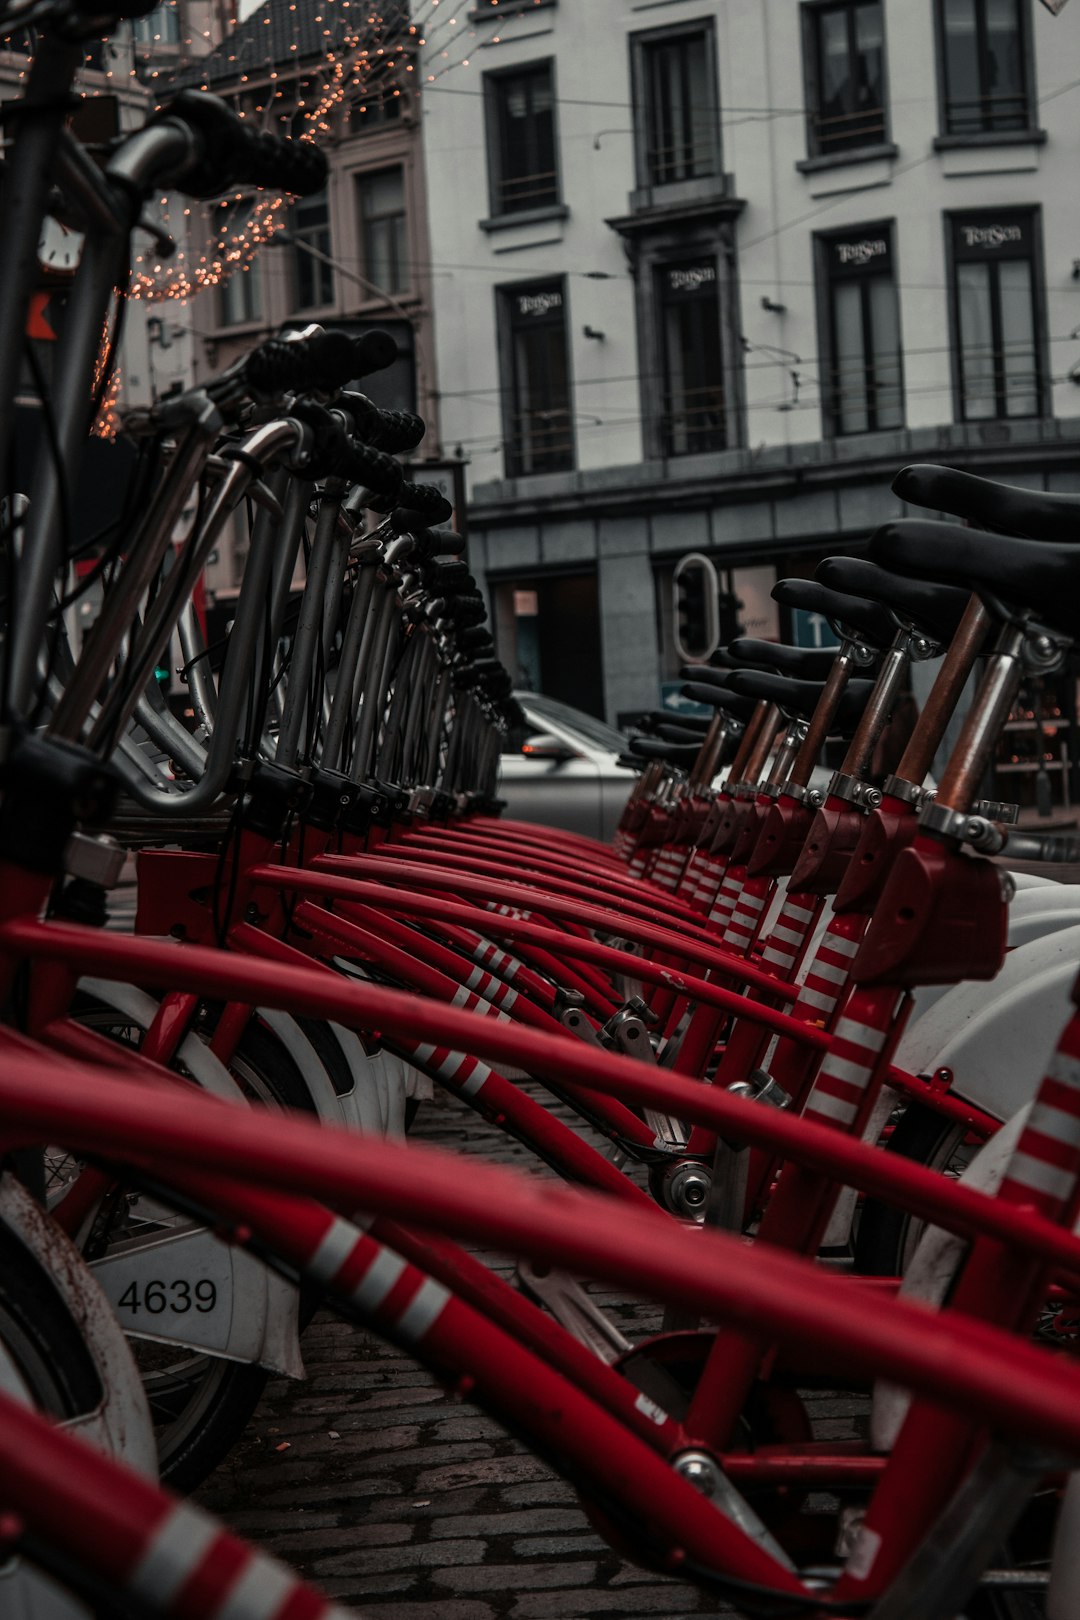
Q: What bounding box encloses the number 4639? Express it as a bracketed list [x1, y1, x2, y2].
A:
[117, 1279, 218, 1314]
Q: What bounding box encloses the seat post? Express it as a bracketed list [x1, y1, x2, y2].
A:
[932, 618, 1029, 816]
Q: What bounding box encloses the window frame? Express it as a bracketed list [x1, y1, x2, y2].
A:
[629, 17, 722, 195]
[933, 0, 1041, 144]
[291, 191, 334, 312]
[496, 278, 575, 480]
[355, 164, 409, 299]
[814, 219, 905, 439]
[945, 207, 1048, 424]
[799, 0, 892, 166]
[483, 58, 562, 223]
[655, 257, 728, 457]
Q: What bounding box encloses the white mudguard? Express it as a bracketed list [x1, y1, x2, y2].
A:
[892, 924, 1080, 1126]
[77, 979, 303, 1379]
[870, 1106, 1030, 1450]
[0, 1177, 157, 1618]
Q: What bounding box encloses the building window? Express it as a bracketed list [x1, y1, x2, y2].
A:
[133, 1, 180, 46]
[636, 26, 720, 187]
[657, 260, 726, 456]
[219, 262, 262, 327]
[818, 225, 902, 436]
[499, 281, 574, 478]
[949, 211, 1042, 421]
[485, 63, 559, 217]
[292, 193, 333, 309]
[804, 1, 887, 157]
[216, 199, 263, 327]
[357, 167, 407, 296]
[937, 0, 1031, 136]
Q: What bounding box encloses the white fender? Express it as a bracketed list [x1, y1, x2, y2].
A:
[892, 925, 1080, 1126]
[76, 980, 302, 1380]
[0, 1178, 157, 1618]
[870, 1105, 1031, 1451]
[254, 1006, 350, 1123]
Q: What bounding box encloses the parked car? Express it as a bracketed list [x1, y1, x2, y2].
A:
[498, 692, 638, 841]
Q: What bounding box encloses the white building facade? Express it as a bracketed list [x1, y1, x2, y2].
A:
[419, 0, 1080, 723]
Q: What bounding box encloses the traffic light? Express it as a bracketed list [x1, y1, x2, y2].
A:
[672, 552, 720, 663]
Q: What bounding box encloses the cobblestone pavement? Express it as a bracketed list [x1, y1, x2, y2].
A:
[196, 1086, 748, 1619]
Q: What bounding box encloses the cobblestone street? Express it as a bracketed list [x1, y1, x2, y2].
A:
[196, 1087, 742, 1619]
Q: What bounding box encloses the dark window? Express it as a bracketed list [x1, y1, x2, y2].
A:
[486, 63, 558, 216]
[819, 226, 903, 436]
[216, 199, 264, 327]
[805, 2, 886, 156]
[950, 211, 1041, 421]
[639, 28, 720, 186]
[292, 193, 333, 309]
[357, 167, 407, 296]
[500, 282, 574, 477]
[938, 0, 1029, 135]
[657, 260, 726, 456]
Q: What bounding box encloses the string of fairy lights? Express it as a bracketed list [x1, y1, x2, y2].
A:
[0, 0, 418, 306]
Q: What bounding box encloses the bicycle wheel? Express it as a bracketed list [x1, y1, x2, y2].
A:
[57, 993, 315, 1491]
[0, 1175, 155, 1618]
[853, 1103, 977, 1276]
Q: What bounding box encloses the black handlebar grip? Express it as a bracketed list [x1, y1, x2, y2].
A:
[245, 330, 362, 398]
[337, 440, 405, 502]
[237, 129, 327, 197]
[397, 483, 453, 523]
[339, 393, 425, 453]
[422, 529, 467, 558]
[153, 91, 328, 199]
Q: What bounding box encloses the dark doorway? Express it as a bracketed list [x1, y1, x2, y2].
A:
[494, 571, 604, 719]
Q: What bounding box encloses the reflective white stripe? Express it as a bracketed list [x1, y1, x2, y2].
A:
[821, 931, 860, 958]
[730, 910, 760, 932]
[724, 928, 753, 948]
[1049, 1052, 1080, 1090]
[414, 1043, 436, 1064]
[452, 984, 471, 1008]
[819, 1055, 872, 1089]
[396, 1279, 450, 1344]
[1005, 1152, 1076, 1202]
[353, 1248, 407, 1311]
[467, 966, 484, 991]
[806, 1090, 857, 1125]
[762, 946, 795, 969]
[128, 1502, 217, 1606]
[307, 1217, 358, 1285]
[1027, 1101, 1080, 1142]
[782, 902, 815, 924]
[811, 959, 849, 986]
[213, 1555, 296, 1620]
[440, 1051, 467, 1080]
[772, 925, 805, 947]
[460, 1062, 490, 1099]
[738, 890, 766, 913]
[499, 986, 518, 1010]
[833, 1017, 888, 1053]
[797, 986, 837, 1014]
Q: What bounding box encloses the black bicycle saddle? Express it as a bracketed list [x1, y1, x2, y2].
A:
[773, 578, 897, 650]
[870, 519, 1080, 642]
[815, 557, 971, 645]
[725, 670, 875, 728]
[680, 682, 761, 718]
[894, 464, 1080, 544]
[723, 640, 841, 680]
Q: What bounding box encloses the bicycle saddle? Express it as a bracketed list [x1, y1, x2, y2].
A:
[722, 640, 840, 680]
[725, 669, 875, 728]
[638, 711, 711, 736]
[657, 722, 711, 745]
[894, 463, 1080, 543]
[869, 519, 1080, 641]
[627, 737, 700, 766]
[772, 578, 896, 649]
[678, 679, 768, 719]
[815, 557, 971, 645]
